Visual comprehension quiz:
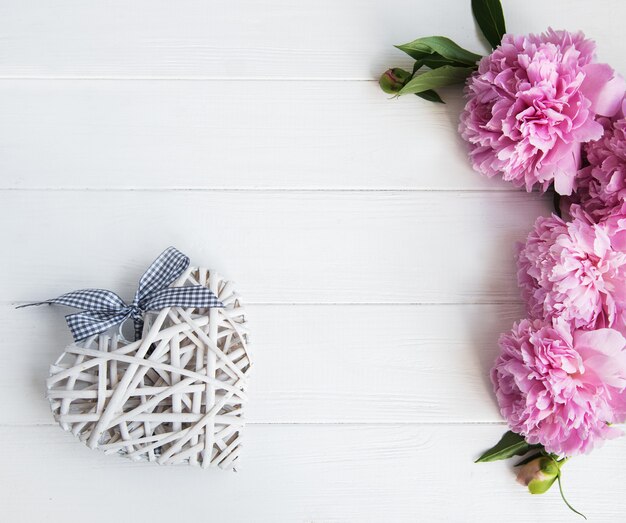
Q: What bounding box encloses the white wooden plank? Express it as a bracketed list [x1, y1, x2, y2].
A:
[2, 423, 625, 522]
[0, 0, 623, 79]
[0, 80, 516, 190]
[1, 2, 624, 520]
[0, 302, 526, 425]
[0, 190, 550, 303]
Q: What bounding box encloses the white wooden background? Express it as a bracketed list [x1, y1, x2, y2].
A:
[1, 1, 625, 521]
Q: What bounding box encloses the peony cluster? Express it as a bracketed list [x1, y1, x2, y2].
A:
[493, 208, 626, 456]
[460, 29, 624, 195]
[476, 30, 626, 457]
[493, 210, 626, 457]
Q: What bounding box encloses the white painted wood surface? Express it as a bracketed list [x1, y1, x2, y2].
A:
[1, 1, 625, 521]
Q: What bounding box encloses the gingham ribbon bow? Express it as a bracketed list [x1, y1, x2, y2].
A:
[18, 247, 223, 341]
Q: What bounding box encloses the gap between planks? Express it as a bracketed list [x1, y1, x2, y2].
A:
[9, 301, 524, 307]
[0, 77, 380, 82]
[0, 421, 509, 428]
[0, 188, 528, 193]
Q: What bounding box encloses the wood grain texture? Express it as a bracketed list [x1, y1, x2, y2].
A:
[0, 0, 623, 79]
[2, 1, 626, 520]
[0, 190, 550, 303]
[1, 302, 525, 425]
[2, 424, 626, 522]
[0, 81, 514, 190]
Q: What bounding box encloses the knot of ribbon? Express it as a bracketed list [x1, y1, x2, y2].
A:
[19, 247, 223, 341]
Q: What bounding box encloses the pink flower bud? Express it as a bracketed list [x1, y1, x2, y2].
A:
[516, 457, 559, 494]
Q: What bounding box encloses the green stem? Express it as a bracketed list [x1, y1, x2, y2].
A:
[556, 475, 586, 520]
[548, 456, 586, 520]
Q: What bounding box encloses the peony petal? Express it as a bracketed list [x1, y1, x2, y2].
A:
[574, 328, 626, 357]
[611, 230, 626, 251]
[581, 63, 626, 117]
[550, 143, 581, 195]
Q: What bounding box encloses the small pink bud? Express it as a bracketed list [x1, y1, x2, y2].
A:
[516, 457, 559, 495]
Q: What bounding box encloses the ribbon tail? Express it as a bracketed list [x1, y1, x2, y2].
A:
[15, 301, 51, 309]
[65, 309, 132, 342]
[16, 289, 127, 311]
[133, 316, 144, 341]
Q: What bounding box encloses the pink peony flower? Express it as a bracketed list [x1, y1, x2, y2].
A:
[492, 318, 626, 456]
[460, 29, 625, 195]
[567, 109, 626, 221]
[517, 211, 626, 332]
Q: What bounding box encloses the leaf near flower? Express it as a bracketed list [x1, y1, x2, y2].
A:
[399, 65, 474, 95]
[475, 431, 539, 463]
[415, 89, 444, 103]
[396, 36, 482, 67]
[471, 0, 507, 49]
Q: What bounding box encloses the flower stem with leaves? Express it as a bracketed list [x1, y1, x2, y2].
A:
[477, 431, 586, 519]
[379, 0, 506, 101]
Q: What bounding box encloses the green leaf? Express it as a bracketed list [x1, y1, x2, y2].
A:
[411, 53, 468, 72]
[396, 36, 482, 66]
[398, 65, 473, 95]
[471, 0, 507, 49]
[475, 431, 537, 463]
[412, 60, 425, 75]
[420, 54, 464, 69]
[415, 90, 444, 103]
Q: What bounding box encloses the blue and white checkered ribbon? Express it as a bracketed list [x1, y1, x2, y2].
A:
[18, 247, 223, 341]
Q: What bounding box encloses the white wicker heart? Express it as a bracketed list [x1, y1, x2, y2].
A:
[46, 267, 251, 469]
